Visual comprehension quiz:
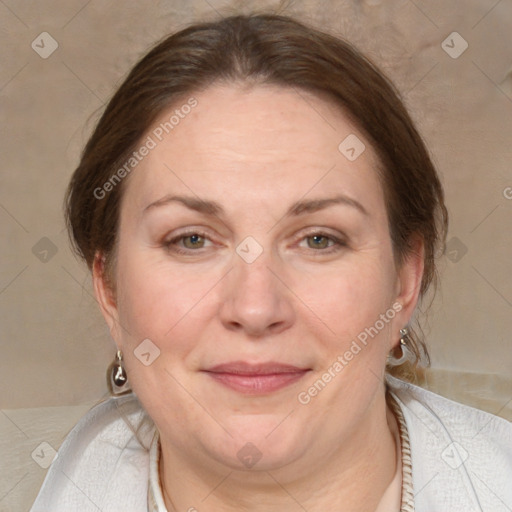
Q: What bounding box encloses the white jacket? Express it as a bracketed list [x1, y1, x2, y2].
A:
[30, 376, 512, 511]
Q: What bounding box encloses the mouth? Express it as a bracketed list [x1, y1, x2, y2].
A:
[202, 361, 311, 395]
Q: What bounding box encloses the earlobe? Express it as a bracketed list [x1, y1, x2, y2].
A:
[92, 252, 120, 340]
[395, 237, 425, 322]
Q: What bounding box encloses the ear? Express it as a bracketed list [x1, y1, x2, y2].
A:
[92, 252, 122, 344]
[392, 236, 425, 339]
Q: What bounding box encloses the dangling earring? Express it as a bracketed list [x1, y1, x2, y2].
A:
[387, 328, 412, 366]
[107, 350, 131, 396]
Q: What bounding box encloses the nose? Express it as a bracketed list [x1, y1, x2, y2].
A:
[219, 249, 295, 338]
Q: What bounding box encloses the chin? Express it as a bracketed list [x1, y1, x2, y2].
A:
[205, 415, 307, 472]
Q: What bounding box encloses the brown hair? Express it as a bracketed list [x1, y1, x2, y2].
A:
[65, 13, 448, 380]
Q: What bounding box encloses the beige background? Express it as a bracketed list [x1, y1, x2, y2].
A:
[1, 0, 511, 510]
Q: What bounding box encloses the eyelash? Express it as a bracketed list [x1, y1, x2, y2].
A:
[163, 229, 347, 256]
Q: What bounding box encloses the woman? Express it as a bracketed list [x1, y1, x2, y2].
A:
[31, 13, 511, 512]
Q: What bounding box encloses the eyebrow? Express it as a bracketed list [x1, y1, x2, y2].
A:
[143, 194, 369, 218]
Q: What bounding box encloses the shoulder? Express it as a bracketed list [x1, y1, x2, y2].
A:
[387, 375, 512, 444]
[387, 375, 512, 512]
[30, 394, 155, 512]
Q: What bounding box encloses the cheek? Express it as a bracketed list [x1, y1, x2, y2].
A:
[116, 258, 215, 343]
[295, 254, 397, 338]
[112, 257, 213, 400]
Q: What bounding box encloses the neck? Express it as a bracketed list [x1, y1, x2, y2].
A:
[159, 391, 399, 512]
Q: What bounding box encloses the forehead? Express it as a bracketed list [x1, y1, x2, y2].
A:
[121, 83, 384, 217]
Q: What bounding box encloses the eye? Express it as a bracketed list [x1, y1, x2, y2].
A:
[163, 229, 347, 256]
[163, 231, 213, 254]
[305, 234, 331, 249]
[298, 231, 347, 254]
[181, 233, 206, 249]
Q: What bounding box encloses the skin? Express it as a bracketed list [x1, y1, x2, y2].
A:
[94, 83, 424, 512]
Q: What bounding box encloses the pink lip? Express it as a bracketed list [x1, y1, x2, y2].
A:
[203, 361, 310, 394]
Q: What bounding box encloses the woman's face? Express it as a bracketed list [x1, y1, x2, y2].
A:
[95, 84, 422, 473]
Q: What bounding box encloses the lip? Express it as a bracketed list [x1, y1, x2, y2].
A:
[202, 361, 311, 394]
[206, 361, 309, 375]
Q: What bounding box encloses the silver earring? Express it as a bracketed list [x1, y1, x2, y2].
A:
[107, 350, 131, 396]
[387, 328, 412, 366]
